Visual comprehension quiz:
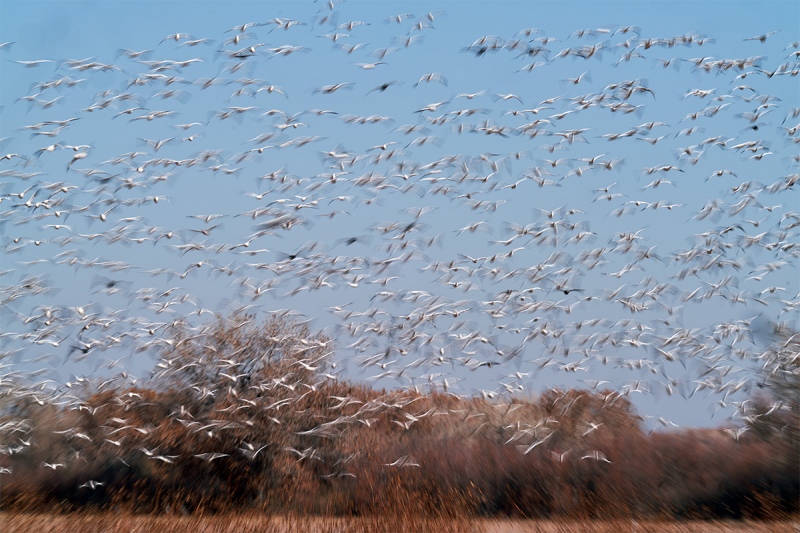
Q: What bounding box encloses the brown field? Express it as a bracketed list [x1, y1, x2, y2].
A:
[1, 513, 797, 533]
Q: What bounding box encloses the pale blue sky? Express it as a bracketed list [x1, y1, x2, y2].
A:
[1, 1, 798, 428]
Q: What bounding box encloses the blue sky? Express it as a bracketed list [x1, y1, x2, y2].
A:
[0, 0, 798, 428]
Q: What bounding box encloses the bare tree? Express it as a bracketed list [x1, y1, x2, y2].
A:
[749, 321, 799, 444]
[152, 312, 333, 394]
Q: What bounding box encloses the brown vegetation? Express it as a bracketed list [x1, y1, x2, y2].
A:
[1, 314, 797, 521]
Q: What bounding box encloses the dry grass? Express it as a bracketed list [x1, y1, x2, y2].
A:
[1, 513, 474, 533]
[479, 518, 799, 533]
[1, 514, 797, 533]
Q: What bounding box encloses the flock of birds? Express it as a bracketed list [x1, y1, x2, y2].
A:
[0, 2, 798, 482]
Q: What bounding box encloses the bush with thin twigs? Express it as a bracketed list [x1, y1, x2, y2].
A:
[1, 313, 797, 520]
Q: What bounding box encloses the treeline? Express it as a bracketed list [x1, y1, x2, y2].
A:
[0, 314, 796, 519]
